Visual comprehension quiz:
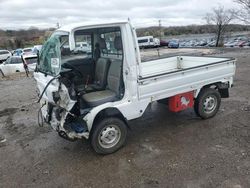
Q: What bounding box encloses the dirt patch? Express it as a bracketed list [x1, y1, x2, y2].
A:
[0, 72, 29, 81]
[0, 108, 18, 118]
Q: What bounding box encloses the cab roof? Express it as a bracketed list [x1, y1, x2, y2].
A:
[57, 21, 129, 33]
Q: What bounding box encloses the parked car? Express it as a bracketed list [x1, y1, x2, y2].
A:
[34, 21, 236, 154]
[12, 49, 23, 56]
[168, 39, 179, 48]
[0, 56, 25, 76]
[160, 39, 169, 47]
[33, 45, 43, 54]
[138, 36, 157, 48]
[199, 40, 208, 46]
[23, 54, 38, 71]
[0, 50, 11, 63]
[242, 42, 250, 47]
[224, 41, 239, 48]
[74, 42, 91, 53]
[207, 41, 216, 47]
[22, 48, 34, 56]
[153, 38, 160, 47]
[236, 41, 247, 48]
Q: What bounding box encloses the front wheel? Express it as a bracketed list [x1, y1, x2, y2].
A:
[194, 88, 221, 119]
[90, 117, 127, 154]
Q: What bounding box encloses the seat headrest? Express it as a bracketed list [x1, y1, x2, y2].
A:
[99, 38, 107, 50]
[95, 43, 100, 48]
[114, 36, 123, 51]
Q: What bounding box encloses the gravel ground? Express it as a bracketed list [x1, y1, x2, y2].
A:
[0, 48, 249, 188]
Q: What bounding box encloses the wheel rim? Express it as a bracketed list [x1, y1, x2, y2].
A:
[203, 95, 217, 114]
[98, 125, 121, 149]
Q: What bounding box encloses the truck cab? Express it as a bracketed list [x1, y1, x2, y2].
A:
[34, 21, 236, 154]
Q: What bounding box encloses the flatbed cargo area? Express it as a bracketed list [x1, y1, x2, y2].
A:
[139, 56, 234, 79]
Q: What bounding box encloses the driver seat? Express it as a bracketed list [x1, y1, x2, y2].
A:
[82, 59, 122, 107]
[77, 39, 110, 92]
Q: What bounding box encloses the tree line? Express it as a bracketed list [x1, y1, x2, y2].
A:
[136, 24, 250, 38]
[0, 27, 54, 50]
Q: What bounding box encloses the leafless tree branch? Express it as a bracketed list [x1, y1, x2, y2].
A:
[234, 0, 250, 23]
[204, 6, 236, 47]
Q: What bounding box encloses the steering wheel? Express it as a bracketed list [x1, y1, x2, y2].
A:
[62, 62, 84, 78]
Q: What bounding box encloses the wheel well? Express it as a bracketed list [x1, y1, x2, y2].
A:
[200, 82, 230, 98]
[203, 82, 220, 89]
[91, 108, 128, 133]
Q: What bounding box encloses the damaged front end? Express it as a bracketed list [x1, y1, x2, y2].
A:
[37, 76, 90, 141]
[35, 31, 90, 141]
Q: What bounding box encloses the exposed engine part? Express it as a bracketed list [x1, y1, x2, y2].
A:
[50, 107, 61, 131]
[64, 119, 88, 134]
[52, 91, 60, 104]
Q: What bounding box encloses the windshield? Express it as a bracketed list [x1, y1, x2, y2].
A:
[5, 57, 22, 64]
[25, 57, 37, 64]
[0, 51, 9, 55]
[37, 32, 68, 76]
[24, 49, 32, 52]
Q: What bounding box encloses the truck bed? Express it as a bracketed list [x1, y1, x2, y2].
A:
[138, 56, 236, 100]
[139, 56, 234, 79]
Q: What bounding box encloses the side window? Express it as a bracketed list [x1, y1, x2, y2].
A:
[99, 29, 123, 58]
[10, 57, 21, 64]
[60, 35, 70, 57]
[10, 58, 15, 64]
[150, 38, 153, 42]
[138, 39, 148, 43]
[0, 51, 8, 55]
[5, 57, 11, 64]
[74, 33, 92, 56]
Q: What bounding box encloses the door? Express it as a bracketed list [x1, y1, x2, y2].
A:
[11, 57, 25, 73]
[1, 58, 12, 75]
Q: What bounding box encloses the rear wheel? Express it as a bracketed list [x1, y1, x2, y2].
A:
[90, 117, 127, 154]
[194, 88, 221, 119]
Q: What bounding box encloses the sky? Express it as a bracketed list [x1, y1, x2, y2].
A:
[0, 0, 240, 30]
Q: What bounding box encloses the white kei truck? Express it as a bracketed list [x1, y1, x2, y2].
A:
[34, 21, 236, 154]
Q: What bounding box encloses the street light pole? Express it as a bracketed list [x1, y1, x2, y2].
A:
[159, 20, 162, 41]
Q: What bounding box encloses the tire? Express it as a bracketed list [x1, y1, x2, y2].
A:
[90, 117, 127, 154]
[194, 88, 221, 119]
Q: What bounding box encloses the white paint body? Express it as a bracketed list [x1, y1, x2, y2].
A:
[138, 36, 159, 48]
[34, 21, 236, 139]
[0, 58, 25, 76]
[23, 54, 38, 71]
[0, 50, 11, 61]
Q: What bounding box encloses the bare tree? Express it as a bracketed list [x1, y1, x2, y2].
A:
[234, 0, 250, 23]
[205, 6, 236, 47]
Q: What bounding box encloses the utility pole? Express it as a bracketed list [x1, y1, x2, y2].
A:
[56, 22, 60, 29]
[159, 20, 162, 40]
